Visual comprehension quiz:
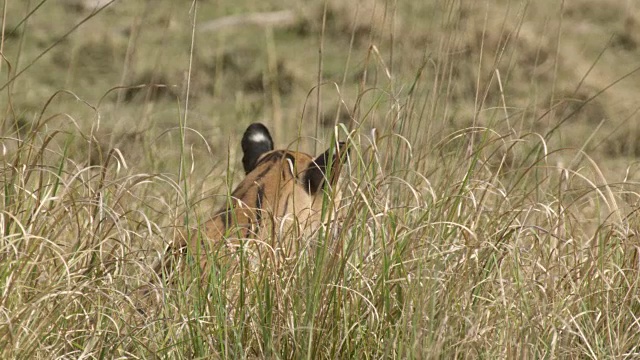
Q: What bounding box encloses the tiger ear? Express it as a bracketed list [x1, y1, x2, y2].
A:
[241, 123, 274, 174]
[303, 142, 348, 195]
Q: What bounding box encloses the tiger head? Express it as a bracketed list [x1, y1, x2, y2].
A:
[177, 122, 349, 266]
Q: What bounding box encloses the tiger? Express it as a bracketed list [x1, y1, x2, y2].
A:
[158, 122, 349, 276]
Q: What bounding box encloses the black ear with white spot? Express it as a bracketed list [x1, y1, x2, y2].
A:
[303, 142, 348, 195]
[241, 123, 274, 174]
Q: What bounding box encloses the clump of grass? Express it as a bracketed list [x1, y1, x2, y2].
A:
[0, 115, 179, 357]
[4, 100, 640, 357]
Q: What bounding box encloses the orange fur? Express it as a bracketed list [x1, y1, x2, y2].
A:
[161, 123, 348, 275]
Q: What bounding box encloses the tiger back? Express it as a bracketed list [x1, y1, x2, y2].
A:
[173, 123, 348, 270]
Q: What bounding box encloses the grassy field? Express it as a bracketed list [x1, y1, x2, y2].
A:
[2, 0, 640, 358]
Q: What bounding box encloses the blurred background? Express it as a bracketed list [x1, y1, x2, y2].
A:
[2, 0, 639, 180]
